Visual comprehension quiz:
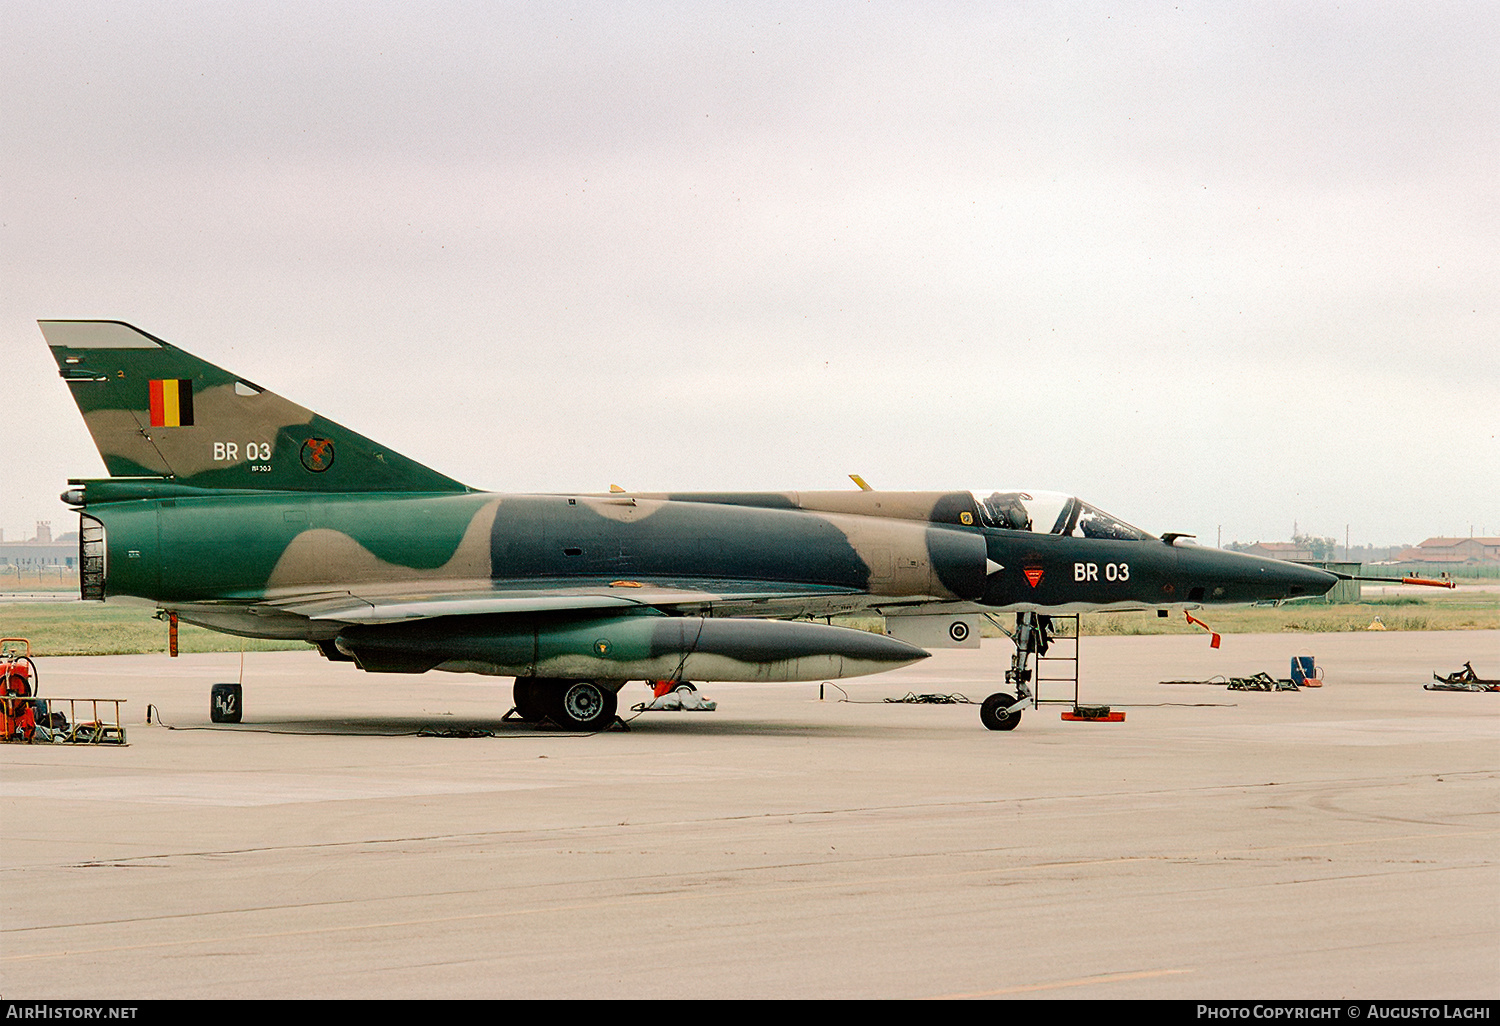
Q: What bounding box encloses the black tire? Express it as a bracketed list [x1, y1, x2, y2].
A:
[545, 680, 618, 731]
[673, 682, 697, 693]
[512, 678, 549, 722]
[980, 692, 1022, 731]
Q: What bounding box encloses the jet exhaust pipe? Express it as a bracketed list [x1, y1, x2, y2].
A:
[336, 613, 930, 682]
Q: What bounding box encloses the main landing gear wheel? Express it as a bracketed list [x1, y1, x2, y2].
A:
[980, 692, 1022, 731]
[546, 680, 618, 731]
[511, 678, 549, 722]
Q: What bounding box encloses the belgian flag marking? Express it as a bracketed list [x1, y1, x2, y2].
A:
[149, 379, 194, 427]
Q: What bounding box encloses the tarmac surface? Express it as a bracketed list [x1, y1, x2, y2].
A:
[2, 630, 1497, 1000]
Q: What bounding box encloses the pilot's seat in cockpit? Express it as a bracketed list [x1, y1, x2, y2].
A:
[977, 492, 1032, 531]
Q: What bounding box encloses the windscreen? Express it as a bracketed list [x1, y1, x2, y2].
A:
[1067, 502, 1153, 541]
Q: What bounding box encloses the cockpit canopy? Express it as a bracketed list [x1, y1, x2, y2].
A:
[970, 490, 1154, 542]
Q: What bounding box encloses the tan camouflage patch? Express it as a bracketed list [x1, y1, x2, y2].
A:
[822, 512, 966, 600]
[265, 500, 501, 589]
[131, 382, 316, 478]
[81, 407, 170, 475]
[575, 496, 667, 524]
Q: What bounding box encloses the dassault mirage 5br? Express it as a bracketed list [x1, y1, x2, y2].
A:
[44, 320, 1349, 731]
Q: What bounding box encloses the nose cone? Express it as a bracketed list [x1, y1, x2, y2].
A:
[1174, 546, 1339, 604]
[1277, 559, 1341, 598]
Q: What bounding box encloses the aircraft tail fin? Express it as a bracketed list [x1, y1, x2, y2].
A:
[41, 320, 469, 494]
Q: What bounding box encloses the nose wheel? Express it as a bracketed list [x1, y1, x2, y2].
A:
[980, 692, 1023, 731]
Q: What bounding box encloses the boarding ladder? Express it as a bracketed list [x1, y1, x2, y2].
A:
[1032, 614, 1080, 708]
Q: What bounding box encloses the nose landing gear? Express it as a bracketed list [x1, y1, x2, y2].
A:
[979, 612, 1058, 731]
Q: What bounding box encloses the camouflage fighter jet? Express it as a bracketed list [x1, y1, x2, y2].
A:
[42, 320, 1347, 731]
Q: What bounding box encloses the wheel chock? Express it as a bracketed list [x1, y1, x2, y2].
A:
[1062, 704, 1124, 723]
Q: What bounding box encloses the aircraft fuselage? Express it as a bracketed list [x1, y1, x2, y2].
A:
[81, 485, 1337, 636]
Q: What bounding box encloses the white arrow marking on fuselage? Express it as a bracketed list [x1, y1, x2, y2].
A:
[986, 560, 1005, 575]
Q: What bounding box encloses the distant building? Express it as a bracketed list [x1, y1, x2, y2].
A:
[1395, 537, 1500, 565]
[1242, 542, 1315, 561]
[0, 522, 78, 570]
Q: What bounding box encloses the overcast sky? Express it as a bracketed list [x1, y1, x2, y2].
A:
[3, 1, 1496, 548]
